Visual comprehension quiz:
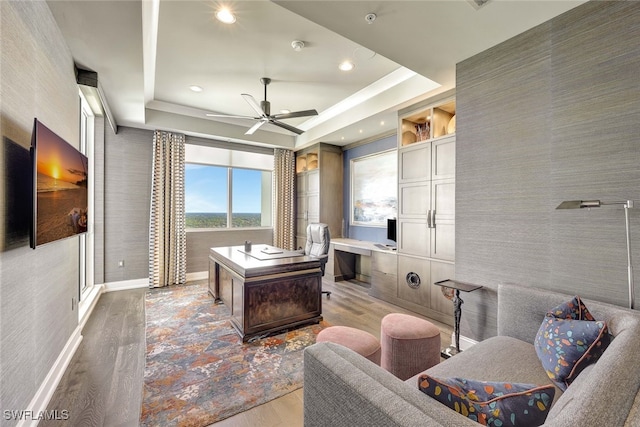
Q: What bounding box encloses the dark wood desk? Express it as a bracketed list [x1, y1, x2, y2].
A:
[208, 245, 323, 342]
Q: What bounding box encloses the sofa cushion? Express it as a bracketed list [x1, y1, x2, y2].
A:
[534, 298, 611, 390]
[409, 336, 562, 404]
[418, 374, 555, 426]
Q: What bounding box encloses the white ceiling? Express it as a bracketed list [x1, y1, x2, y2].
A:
[47, 0, 586, 150]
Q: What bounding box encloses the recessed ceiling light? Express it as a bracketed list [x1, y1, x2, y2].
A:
[216, 8, 236, 24]
[189, 85, 203, 92]
[339, 61, 355, 72]
[359, 129, 363, 133]
[380, 120, 385, 126]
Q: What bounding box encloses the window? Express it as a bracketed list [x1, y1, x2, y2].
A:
[351, 150, 397, 226]
[232, 168, 272, 227]
[78, 90, 95, 297]
[185, 164, 228, 228]
[184, 144, 273, 229]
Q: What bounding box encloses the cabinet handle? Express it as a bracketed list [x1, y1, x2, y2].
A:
[427, 210, 432, 228]
[432, 210, 436, 228]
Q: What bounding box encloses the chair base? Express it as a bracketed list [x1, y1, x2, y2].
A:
[322, 290, 331, 299]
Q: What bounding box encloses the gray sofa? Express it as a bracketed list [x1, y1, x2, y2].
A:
[304, 283, 640, 426]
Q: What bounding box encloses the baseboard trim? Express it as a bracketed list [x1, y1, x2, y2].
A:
[17, 326, 83, 427]
[103, 278, 148, 292]
[186, 271, 208, 282]
[78, 284, 104, 330]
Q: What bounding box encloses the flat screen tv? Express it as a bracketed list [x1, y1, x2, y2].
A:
[31, 119, 88, 248]
[387, 218, 397, 242]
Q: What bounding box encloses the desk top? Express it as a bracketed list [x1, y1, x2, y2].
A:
[331, 238, 397, 255]
[210, 245, 321, 278]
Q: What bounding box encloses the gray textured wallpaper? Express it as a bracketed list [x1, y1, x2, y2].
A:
[456, 1, 640, 341]
[0, 1, 80, 420]
[104, 126, 154, 283]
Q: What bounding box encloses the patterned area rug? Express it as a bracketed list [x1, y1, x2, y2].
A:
[140, 282, 327, 426]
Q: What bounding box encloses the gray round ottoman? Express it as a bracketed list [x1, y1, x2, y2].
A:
[380, 313, 441, 380]
[316, 326, 381, 365]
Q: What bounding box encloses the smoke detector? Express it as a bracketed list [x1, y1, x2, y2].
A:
[291, 40, 305, 52]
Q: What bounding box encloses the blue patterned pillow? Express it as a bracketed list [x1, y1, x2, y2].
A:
[534, 297, 611, 390]
[418, 375, 555, 426]
[546, 295, 595, 321]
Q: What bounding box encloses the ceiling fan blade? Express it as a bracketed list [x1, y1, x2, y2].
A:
[271, 109, 318, 120]
[270, 119, 304, 135]
[241, 93, 267, 118]
[205, 113, 258, 119]
[245, 120, 266, 135]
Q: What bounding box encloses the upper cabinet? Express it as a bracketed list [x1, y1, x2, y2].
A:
[400, 100, 456, 146]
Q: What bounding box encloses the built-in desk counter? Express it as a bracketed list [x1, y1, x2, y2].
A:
[327, 239, 454, 326]
[326, 239, 398, 301]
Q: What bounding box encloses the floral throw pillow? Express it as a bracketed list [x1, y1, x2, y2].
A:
[418, 375, 555, 426]
[534, 297, 611, 390]
[546, 295, 595, 321]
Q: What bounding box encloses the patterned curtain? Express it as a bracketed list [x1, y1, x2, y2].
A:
[148, 130, 186, 288]
[273, 148, 296, 250]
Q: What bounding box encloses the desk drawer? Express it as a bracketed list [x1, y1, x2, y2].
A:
[370, 270, 397, 301]
[370, 251, 397, 301]
[372, 251, 396, 275]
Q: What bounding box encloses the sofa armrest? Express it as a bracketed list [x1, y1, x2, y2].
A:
[304, 342, 478, 427]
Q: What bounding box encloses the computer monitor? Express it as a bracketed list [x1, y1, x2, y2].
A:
[386, 218, 397, 242]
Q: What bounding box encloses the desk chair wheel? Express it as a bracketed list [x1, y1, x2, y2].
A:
[322, 290, 331, 299]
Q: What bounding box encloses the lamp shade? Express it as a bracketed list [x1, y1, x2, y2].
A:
[556, 200, 601, 209]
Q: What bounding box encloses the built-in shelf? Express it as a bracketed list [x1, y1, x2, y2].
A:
[400, 100, 456, 147]
[296, 150, 319, 173]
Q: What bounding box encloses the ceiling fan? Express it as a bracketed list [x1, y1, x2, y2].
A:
[206, 77, 318, 135]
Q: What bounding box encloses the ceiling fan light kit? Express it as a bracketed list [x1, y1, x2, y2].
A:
[206, 77, 318, 135]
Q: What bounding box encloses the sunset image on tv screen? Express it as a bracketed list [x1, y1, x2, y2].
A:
[34, 120, 88, 247]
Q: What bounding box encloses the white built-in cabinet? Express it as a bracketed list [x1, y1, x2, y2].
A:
[295, 144, 343, 249]
[397, 138, 455, 261]
[368, 96, 457, 325]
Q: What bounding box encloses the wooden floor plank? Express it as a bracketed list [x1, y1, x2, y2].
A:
[44, 280, 452, 426]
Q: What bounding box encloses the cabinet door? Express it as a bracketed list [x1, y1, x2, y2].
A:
[432, 137, 455, 181]
[398, 219, 430, 257]
[399, 143, 430, 183]
[306, 193, 320, 219]
[431, 220, 455, 261]
[296, 173, 306, 195]
[430, 179, 455, 261]
[307, 170, 320, 193]
[398, 182, 430, 219]
[397, 255, 430, 307]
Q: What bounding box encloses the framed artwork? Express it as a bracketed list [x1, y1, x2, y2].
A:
[351, 149, 397, 226]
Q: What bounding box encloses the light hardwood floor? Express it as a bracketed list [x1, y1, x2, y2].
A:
[44, 279, 452, 427]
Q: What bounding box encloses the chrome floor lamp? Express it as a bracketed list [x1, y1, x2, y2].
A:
[556, 200, 635, 309]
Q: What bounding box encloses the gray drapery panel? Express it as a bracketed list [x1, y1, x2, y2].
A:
[149, 130, 186, 288]
[273, 148, 296, 250]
